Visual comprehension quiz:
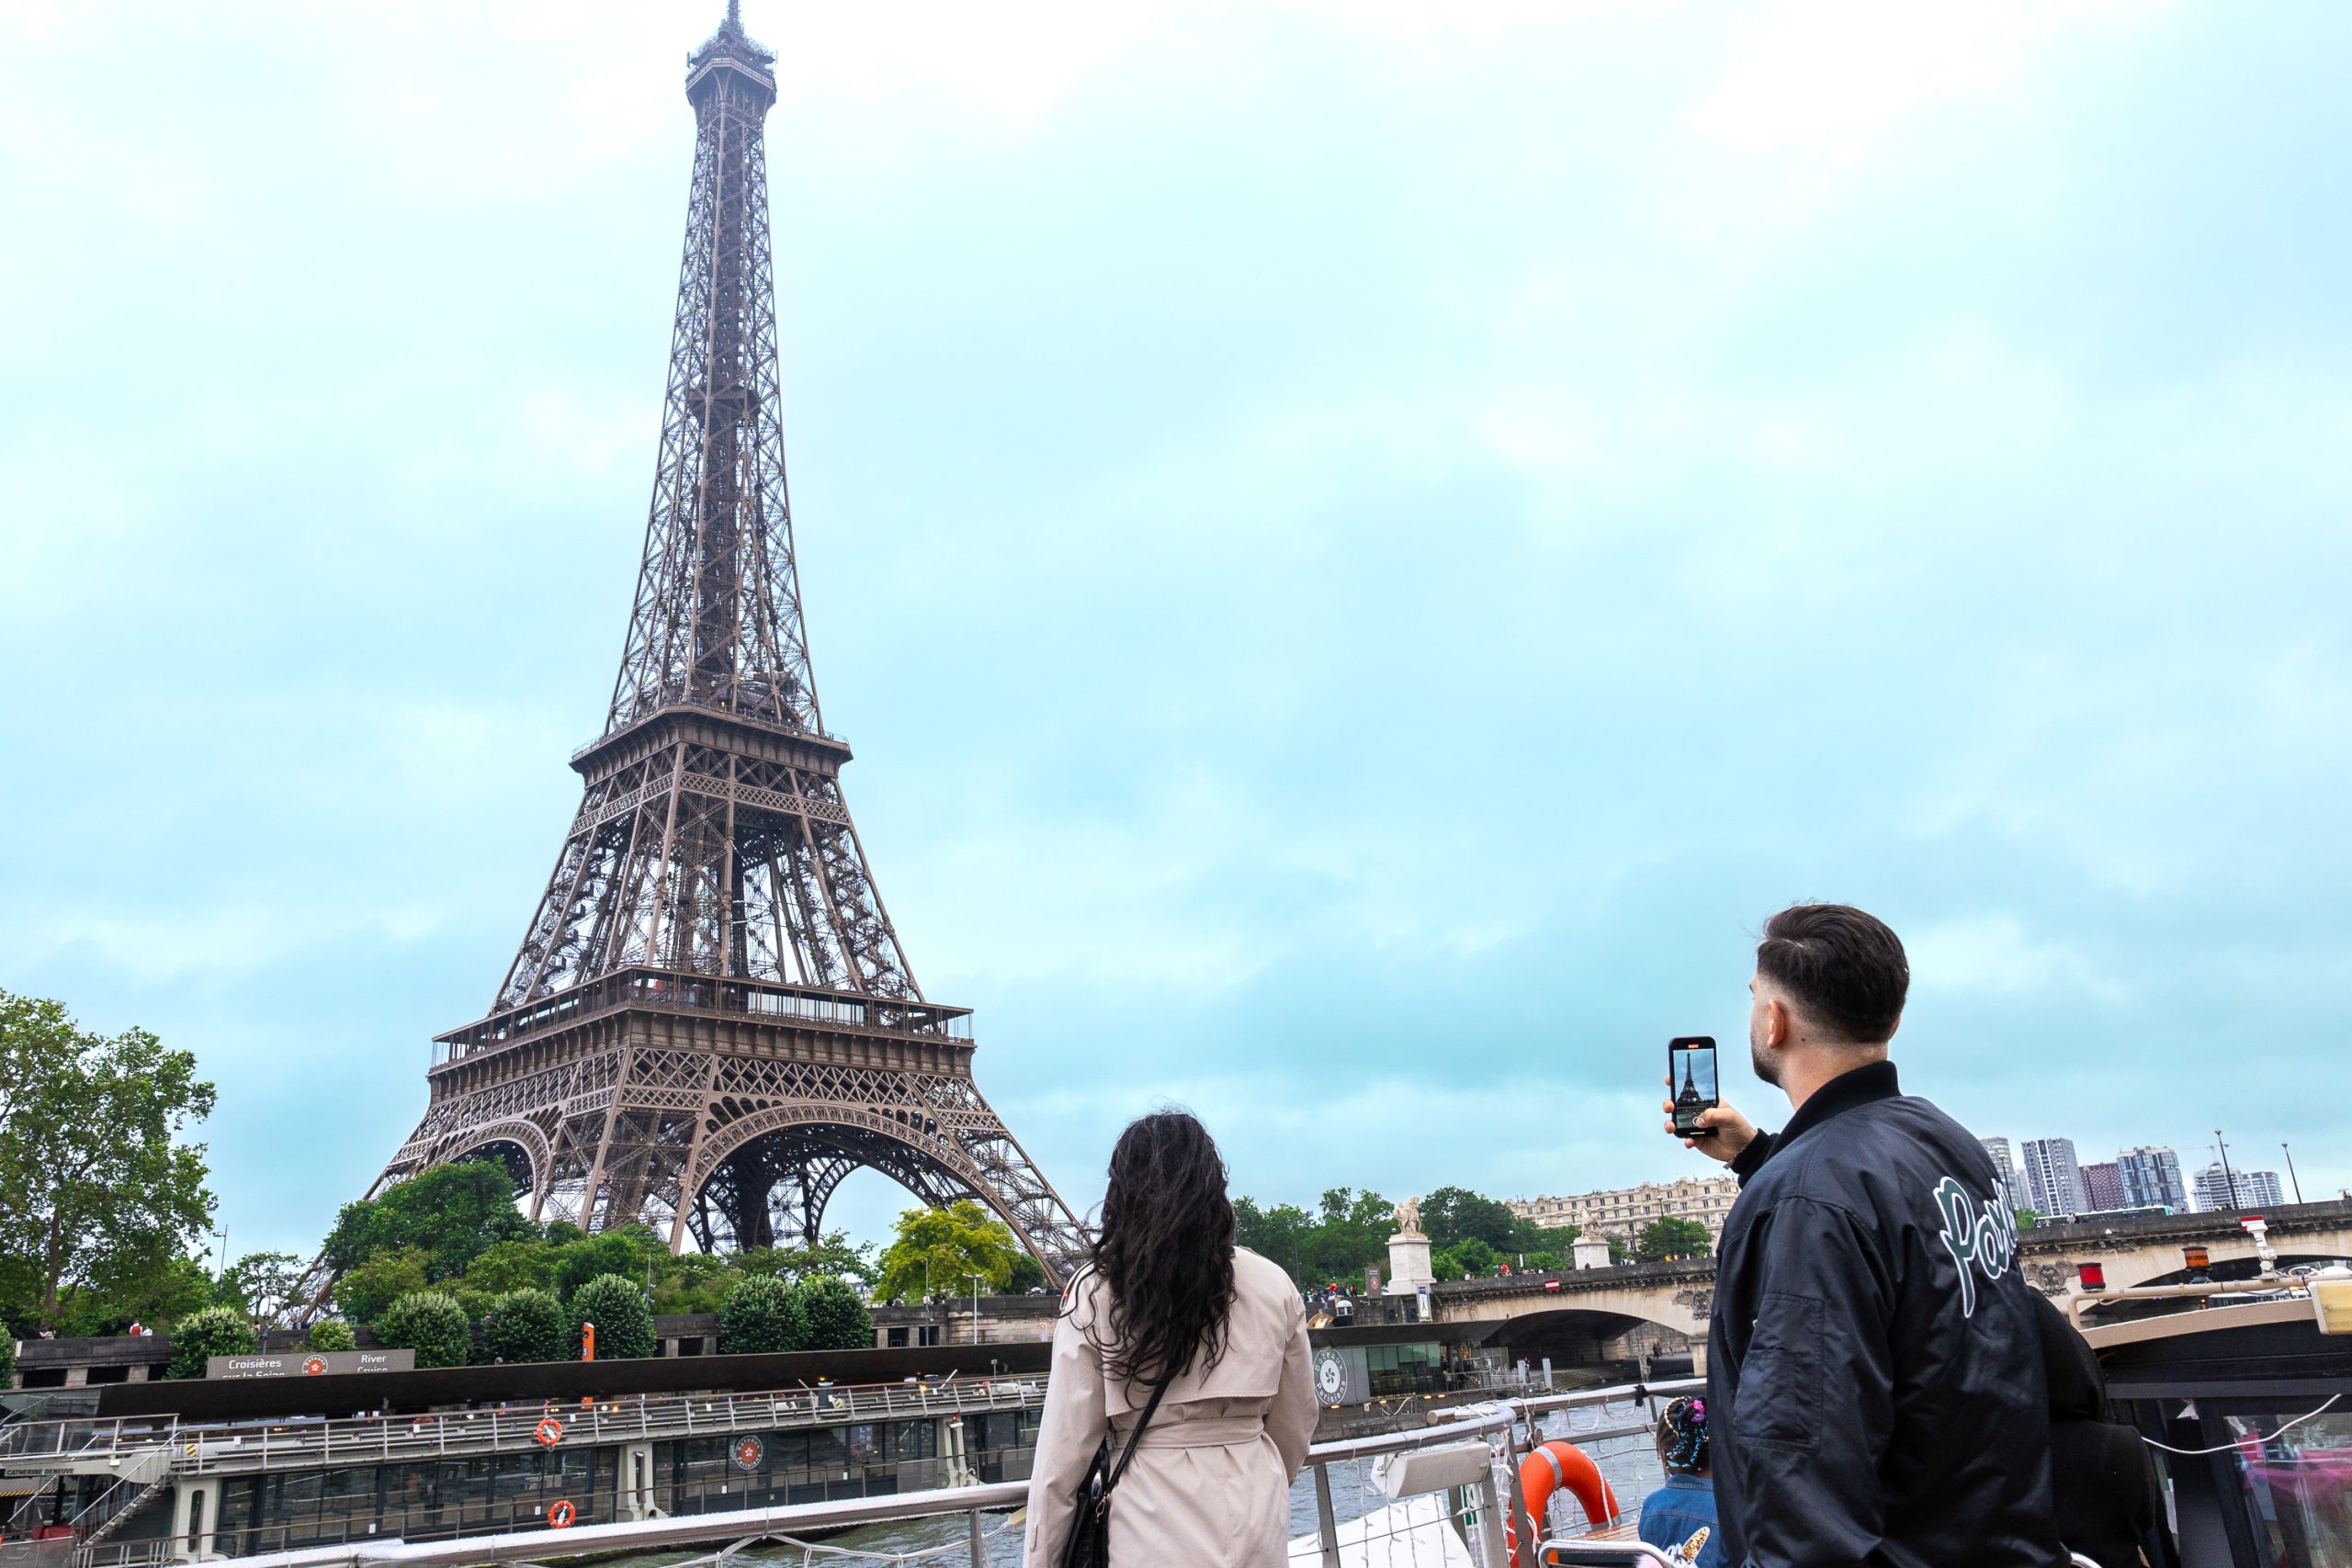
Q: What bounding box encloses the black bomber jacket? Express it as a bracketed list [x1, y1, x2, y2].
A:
[1709, 1061, 2064, 1568]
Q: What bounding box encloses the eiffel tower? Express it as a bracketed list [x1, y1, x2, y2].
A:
[363, 4, 1089, 1280]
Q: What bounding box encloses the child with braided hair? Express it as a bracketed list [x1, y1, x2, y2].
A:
[1637, 1395, 1721, 1568]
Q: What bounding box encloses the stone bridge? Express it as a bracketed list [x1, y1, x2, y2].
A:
[1426, 1197, 2352, 1369]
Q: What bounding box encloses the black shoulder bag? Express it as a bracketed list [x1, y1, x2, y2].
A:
[1059, 1378, 1171, 1568]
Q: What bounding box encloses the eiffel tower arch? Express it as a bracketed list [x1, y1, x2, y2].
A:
[349, 4, 1090, 1285]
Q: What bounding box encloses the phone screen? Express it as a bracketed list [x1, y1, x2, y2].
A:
[1669, 1036, 1719, 1136]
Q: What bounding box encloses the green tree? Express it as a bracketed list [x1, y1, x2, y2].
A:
[1234, 1198, 1315, 1284]
[335, 1247, 430, 1326]
[738, 1232, 877, 1287]
[168, 1304, 256, 1379]
[0, 1329, 14, 1388]
[1606, 1235, 1631, 1266]
[796, 1276, 873, 1350]
[652, 1253, 741, 1315]
[460, 1238, 558, 1296]
[1297, 1189, 1392, 1287]
[219, 1252, 305, 1327]
[308, 1319, 356, 1352]
[571, 1273, 655, 1359]
[322, 1160, 535, 1281]
[1634, 1218, 1712, 1263]
[551, 1226, 665, 1302]
[719, 1274, 808, 1354]
[1421, 1187, 1517, 1250]
[1453, 1236, 1499, 1278]
[377, 1291, 471, 1369]
[874, 1201, 1021, 1303]
[1005, 1253, 1048, 1293]
[0, 991, 218, 1327]
[480, 1288, 568, 1365]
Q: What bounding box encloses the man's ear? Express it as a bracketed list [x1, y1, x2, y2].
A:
[1764, 996, 1792, 1052]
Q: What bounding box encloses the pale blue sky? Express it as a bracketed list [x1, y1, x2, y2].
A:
[4, 1, 2348, 1257]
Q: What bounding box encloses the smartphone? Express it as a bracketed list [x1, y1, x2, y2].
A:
[1669, 1036, 1719, 1137]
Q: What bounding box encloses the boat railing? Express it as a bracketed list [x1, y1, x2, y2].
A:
[170, 1375, 1702, 1568]
[0, 1376, 1047, 1477]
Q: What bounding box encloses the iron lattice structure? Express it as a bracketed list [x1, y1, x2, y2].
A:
[360, 6, 1088, 1280]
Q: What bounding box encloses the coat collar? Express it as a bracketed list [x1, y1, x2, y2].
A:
[1775, 1058, 1900, 1150]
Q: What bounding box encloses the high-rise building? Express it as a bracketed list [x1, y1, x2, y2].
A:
[1980, 1136, 2019, 1198]
[2191, 1165, 2286, 1212]
[2020, 1137, 2085, 1218]
[2079, 1162, 2126, 1212]
[2117, 1146, 2188, 1213]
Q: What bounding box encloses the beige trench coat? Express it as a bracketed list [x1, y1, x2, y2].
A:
[1021, 1247, 1317, 1568]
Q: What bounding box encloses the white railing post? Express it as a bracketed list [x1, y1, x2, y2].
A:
[1311, 1461, 1343, 1568]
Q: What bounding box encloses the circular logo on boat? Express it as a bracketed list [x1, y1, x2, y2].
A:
[302, 1358, 326, 1376]
[733, 1436, 764, 1472]
[1314, 1348, 1346, 1401]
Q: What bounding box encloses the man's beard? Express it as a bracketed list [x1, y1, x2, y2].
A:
[1749, 1019, 1781, 1088]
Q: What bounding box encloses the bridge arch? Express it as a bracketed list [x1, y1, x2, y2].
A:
[1478, 1306, 1698, 1368]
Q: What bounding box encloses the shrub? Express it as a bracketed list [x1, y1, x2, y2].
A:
[168, 1306, 257, 1380]
[0, 1331, 16, 1388]
[376, 1291, 471, 1370]
[718, 1275, 807, 1355]
[481, 1288, 569, 1365]
[307, 1319, 356, 1352]
[796, 1276, 873, 1351]
[570, 1273, 654, 1359]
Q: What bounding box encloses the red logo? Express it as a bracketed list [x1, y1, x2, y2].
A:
[302, 1358, 326, 1376]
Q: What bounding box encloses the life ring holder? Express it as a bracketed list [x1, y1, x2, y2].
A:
[547, 1500, 576, 1529]
[1510, 1439, 1621, 1568]
[535, 1417, 564, 1447]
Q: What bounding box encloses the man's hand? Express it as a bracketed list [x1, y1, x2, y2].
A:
[1662, 1078, 1758, 1165]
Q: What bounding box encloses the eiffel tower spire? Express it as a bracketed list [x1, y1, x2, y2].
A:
[340, 6, 1090, 1281]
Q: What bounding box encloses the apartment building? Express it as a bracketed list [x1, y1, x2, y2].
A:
[1510, 1175, 1742, 1241]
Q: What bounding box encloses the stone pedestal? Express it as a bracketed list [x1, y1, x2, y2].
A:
[1385, 1232, 1435, 1294]
[1572, 1235, 1614, 1270]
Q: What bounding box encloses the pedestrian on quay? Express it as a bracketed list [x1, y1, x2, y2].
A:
[1666, 902, 2063, 1568]
[1022, 1110, 1317, 1568]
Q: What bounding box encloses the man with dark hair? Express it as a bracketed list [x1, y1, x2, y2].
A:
[1667, 903, 2061, 1568]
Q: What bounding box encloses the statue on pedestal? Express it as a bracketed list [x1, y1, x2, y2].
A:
[1394, 1194, 1423, 1238]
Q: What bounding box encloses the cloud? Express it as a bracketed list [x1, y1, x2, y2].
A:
[1905, 915, 2129, 1004]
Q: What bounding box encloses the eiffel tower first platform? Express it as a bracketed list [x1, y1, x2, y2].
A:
[366, 6, 1088, 1280]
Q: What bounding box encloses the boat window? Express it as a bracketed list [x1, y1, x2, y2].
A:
[2223, 1408, 2352, 1566]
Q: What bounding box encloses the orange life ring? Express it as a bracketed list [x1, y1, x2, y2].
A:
[534, 1417, 564, 1447]
[547, 1500, 576, 1529]
[1510, 1440, 1620, 1568]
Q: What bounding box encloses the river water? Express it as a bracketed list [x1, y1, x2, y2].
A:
[620, 1400, 1667, 1567]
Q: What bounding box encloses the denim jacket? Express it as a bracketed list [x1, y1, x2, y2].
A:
[1639, 1473, 1722, 1568]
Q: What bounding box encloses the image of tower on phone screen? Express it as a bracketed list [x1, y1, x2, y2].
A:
[1676, 1049, 1716, 1109]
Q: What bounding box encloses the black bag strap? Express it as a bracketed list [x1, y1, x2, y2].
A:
[1102, 1376, 1173, 1500]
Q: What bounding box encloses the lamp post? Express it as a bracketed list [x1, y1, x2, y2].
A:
[2215, 1131, 2240, 1214]
[966, 1274, 984, 1346]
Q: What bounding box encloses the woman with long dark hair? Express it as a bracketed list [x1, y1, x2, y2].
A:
[1022, 1111, 1316, 1567]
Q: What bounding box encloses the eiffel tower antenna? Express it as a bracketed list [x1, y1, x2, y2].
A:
[334, 7, 1088, 1287]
